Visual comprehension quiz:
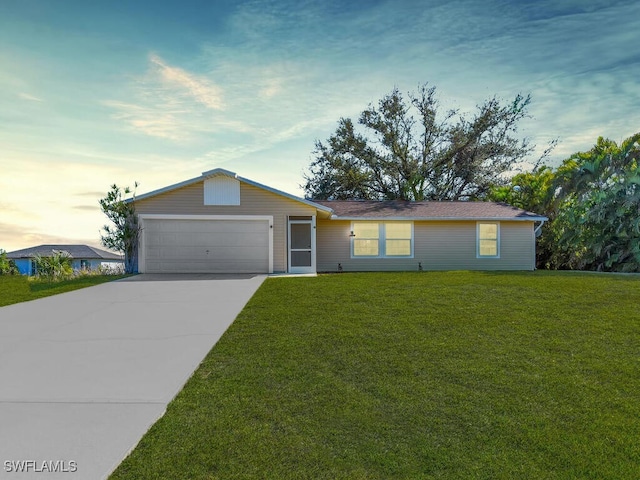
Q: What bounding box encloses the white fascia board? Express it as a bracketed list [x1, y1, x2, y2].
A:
[138, 214, 273, 222]
[125, 175, 203, 203]
[135, 168, 237, 203]
[201, 167, 237, 178]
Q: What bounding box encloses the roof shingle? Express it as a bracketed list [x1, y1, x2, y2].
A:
[6, 245, 123, 260]
[313, 200, 547, 221]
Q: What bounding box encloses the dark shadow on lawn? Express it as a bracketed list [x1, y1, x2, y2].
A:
[478, 269, 640, 281]
[29, 276, 130, 292]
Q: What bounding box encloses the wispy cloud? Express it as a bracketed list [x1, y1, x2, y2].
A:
[18, 92, 43, 102]
[75, 191, 109, 198]
[105, 54, 230, 141]
[104, 100, 187, 141]
[105, 47, 336, 152]
[149, 53, 224, 110]
[73, 205, 100, 211]
[0, 221, 101, 252]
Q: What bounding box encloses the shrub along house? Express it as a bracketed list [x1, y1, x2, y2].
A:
[131, 168, 546, 274]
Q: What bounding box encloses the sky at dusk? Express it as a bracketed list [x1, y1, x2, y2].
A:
[1, 0, 639, 252]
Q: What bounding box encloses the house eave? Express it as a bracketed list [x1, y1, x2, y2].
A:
[5, 245, 123, 261]
[127, 168, 333, 214]
[330, 215, 549, 222]
[126, 176, 204, 203]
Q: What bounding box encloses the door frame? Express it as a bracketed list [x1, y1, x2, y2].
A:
[287, 216, 316, 274]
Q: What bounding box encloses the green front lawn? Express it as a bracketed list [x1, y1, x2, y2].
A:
[111, 271, 640, 479]
[0, 274, 129, 307]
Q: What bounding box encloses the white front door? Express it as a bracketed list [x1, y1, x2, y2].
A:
[288, 216, 316, 274]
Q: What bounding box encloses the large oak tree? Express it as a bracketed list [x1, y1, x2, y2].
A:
[304, 85, 550, 201]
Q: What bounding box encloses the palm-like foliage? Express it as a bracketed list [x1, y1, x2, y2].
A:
[487, 167, 556, 268]
[551, 133, 640, 271]
[32, 250, 73, 282]
[0, 249, 19, 275]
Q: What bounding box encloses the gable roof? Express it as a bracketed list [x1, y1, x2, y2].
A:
[132, 168, 333, 213]
[6, 245, 123, 260]
[126, 167, 545, 221]
[314, 200, 547, 221]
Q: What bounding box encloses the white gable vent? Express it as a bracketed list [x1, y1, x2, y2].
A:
[204, 175, 240, 205]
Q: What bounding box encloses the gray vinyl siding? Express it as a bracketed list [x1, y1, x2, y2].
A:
[134, 181, 316, 272]
[317, 219, 536, 272]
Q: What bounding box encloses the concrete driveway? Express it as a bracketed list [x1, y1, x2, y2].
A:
[0, 274, 265, 479]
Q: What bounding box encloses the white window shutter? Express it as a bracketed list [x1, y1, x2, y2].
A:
[204, 176, 240, 205]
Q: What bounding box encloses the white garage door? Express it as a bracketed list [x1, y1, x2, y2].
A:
[142, 218, 270, 273]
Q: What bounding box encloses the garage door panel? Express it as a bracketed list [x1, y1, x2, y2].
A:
[160, 234, 182, 247]
[146, 220, 264, 234]
[143, 218, 270, 273]
[205, 235, 268, 248]
[202, 220, 262, 232]
[206, 246, 269, 260]
[146, 234, 178, 247]
[145, 258, 268, 274]
[145, 246, 162, 259]
[148, 246, 268, 262]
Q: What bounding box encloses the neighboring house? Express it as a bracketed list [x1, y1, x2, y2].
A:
[131, 168, 547, 274]
[6, 245, 124, 275]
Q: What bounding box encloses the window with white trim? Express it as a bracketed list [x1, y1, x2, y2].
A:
[352, 222, 379, 256]
[352, 222, 413, 258]
[477, 222, 500, 258]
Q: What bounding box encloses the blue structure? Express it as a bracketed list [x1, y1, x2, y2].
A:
[6, 245, 123, 275]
